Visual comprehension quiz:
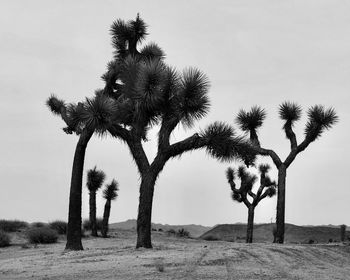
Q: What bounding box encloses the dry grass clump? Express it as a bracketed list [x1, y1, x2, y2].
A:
[0, 220, 28, 232]
[26, 227, 58, 244]
[49, 220, 67, 235]
[0, 230, 11, 247]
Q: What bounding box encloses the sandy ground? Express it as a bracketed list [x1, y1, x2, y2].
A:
[1, 230, 350, 280]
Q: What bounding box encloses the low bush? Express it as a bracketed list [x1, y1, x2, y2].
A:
[31, 222, 46, 228]
[176, 228, 190, 238]
[0, 231, 11, 247]
[49, 220, 67, 235]
[82, 218, 103, 231]
[202, 235, 219, 241]
[166, 229, 176, 236]
[0, 220, 28, 232]
[26, 227, 58, 244]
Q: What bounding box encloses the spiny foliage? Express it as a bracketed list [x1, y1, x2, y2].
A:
[201, 122, 249, 162]
[46, 95, 65, 115]
[305, 105, 338, 141]
[86, 166, 106, 192]
[258, 163, 270, 174]
[236, 106, 266, 132]
[279, 101, 302, 124]
[103, 179, 119, 201]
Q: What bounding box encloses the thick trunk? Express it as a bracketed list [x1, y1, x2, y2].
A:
[90, 192, 98, 237]
[101, 200, 111, 238]
[136, 173, 157, 248]
[65, 130, 93, 250]
[246, 206, 255, 243]
[276, 165, 287, 244]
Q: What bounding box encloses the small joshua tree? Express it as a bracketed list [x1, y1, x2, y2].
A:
[101, 179, 119, 237]
[47, 92, 116, 250]
[226, 164, 276, 243]
[235, 103, 338, 243]
[86, 166, 106, 237]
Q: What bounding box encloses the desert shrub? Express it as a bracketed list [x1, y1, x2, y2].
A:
[202, 235, 219, 241]
[152, 228, 157, 231]
[49, 220, 67, 235]
[0, 220, 28, 232]
[328, 238, 333, 243]
[158, 228, 163, 232]
[0, 231, 11, 247]
[82, 218, 103, 231]
[308, 239, 315, 244]
[31, 222, 46, 228]
[176, 228, 190, 238]
[26, 227, 58, 244]
[166, 229, 176, 236]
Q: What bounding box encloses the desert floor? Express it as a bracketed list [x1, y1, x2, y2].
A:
[1, 229, 350, 280]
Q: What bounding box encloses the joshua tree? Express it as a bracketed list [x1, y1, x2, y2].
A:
[340, 224, 346, 242]
[226, 164, 276, 243]
[99, 15, 254, 248]
[46, 91, 117, 250]
[86, 166, 106, 237]
[235, 103, 338, 243]
[101, 179, 119, 238]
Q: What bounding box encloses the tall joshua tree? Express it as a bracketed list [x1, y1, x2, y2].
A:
[226, 164, 276, 243]
[101, 179, 119, 238]
[46, 92, 117, 250]
[235, 103, 338, 243]
[99, 15, 254, 248]
[86, 166, 106, 237]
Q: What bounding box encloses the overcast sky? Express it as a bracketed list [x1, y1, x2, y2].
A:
[0, 0, 349, 227]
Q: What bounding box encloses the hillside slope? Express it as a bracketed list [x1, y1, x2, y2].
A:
[110, 219, 212, 238]
[200, 223, 349, 243]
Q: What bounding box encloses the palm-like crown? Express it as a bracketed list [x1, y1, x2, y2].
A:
[86, 166, 106, 192]
[103, 179, 119, 201]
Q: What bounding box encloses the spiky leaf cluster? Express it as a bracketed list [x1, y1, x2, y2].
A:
[87, 167, 106, 192]
[226, 167, 235, 184]
[258, 164, 270, 175]
[103, 179, 119, 201]
[46, 95, 65, 115]
[201, 122, 242, 162]
[279, 102, 302, 124]
[305, 105, 338, 141]
[110, 14, 147, 57]
[236, 106, 266, 132]
[140, 43, 165, 61]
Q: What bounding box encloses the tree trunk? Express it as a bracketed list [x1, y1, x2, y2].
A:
[89, 192, 98, 237]
[276, 165, 287, 244]
[101, 199, 111, 238]
[65, 130, 93, 250]
[246, 206, 255, 243]
[136, 172, 157, 248]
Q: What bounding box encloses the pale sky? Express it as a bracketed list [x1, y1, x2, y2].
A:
[0, 0, 349, 227]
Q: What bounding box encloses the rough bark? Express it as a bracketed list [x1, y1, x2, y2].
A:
[276, 165, 287, 244]
[101, 200, 111, 238]
[246, 206, 255, 243]
[89, 191, 98, 237]
[136, 172, 157, 248]
[65, 130, 93, 250]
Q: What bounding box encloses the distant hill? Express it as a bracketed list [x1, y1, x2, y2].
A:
[199, 223, 349, 243]
[110, 219, 212, 238]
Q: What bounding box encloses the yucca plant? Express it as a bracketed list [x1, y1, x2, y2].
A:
[101, 179, 119, 237]
[235, 102, 338, 243]
[86, 166, 106, 237]
[46, 92, 118, 250]
[99, 14, 254, 248]
[226, 164, 276, 243]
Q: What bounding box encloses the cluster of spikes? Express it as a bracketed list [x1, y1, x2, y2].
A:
[235, 102, 338, 143]
[46, 14, 255, 163]
[226, 164, 276, 203]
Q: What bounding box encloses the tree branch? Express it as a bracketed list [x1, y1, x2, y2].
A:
[165, 133, 207, 159]
[158, 116, 179, 151]
[283, 121, 298, 151]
